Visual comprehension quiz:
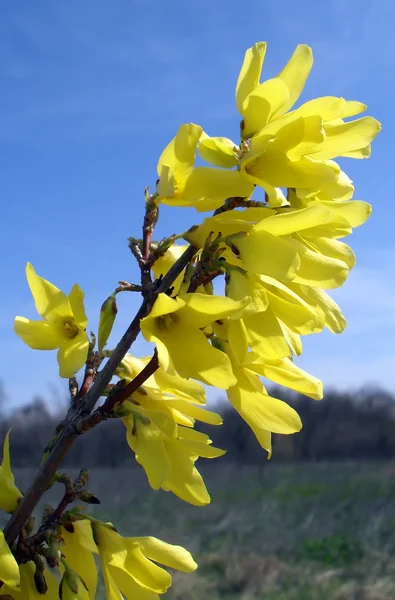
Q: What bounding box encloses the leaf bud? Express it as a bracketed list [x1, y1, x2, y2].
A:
[98, 295, 117, 351]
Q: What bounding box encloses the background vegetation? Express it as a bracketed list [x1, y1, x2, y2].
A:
[2, 384, 395, 598]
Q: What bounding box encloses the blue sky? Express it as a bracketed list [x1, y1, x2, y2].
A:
[0, 0, 394, 408]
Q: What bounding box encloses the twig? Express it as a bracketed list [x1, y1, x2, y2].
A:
[76, 352, 103, 403]
[97, 350, 158, 415]
[187, 269, 223, 293]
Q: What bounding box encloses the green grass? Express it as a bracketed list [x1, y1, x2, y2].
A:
[11, 461, 395, 598]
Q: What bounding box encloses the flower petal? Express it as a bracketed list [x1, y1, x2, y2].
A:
[128, 420, 171, 490]
[0, 431, 23, 513]
[152, 244, 190, 296]
[198, 134, 238, 168]
[274, 44, 313, 117]
[236, 42, 267, 113]
[181, 293, 250, 329]
[295, 96, 347, 120]
[121, 542, 172, 593]
[249, 357, 323, 400]
[68, 284, 88, 329]
[262, 276, 323, 334]
[243, 309, 291, 360]
[233, 230, 300, 281]
[253, 204, 332, 236]
[149, 294, 185, 319]
[155, 320, 236, 389]
[227, 367, 302, 443]
[57, 330, 89, 378]
[14, 317, 63, 350]
[61, 527, 97, 599]
[26, 263, 72, 322]
[291, 237, 350, 289]
[289, 283, 346, 334]
[163, 442, 210, 506]
[243, 152, 339, 190]
[306, 117, 381, 161]
[318, 200, 371, 228]
[0, 531, 19, 589]
[242, 77, 290, 136]
[163, 167, 254, 212]
[157, 123, 202, 178]
[135, 537, 197, 573]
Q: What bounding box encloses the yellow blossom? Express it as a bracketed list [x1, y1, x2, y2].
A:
[61, 525, 98, 600]
[0, 431, 23, 513]
[222, 342, 303, 457]
[14, 263, 89, 378]
[236, 43, 313, 138]
[156, 123, 253, 212]
[232, 42, 381, 204]
[93, 522, 197, 599]
[124, 409, 224, 505]
[140, 292, 250, 388]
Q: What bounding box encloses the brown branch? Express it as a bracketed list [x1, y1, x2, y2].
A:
[3, 244, 198, 547]
[143, 189, 159, 262]
[3, 426, 76, 546]
[100, 350, 158, 413]
[187, 269, 224, 293]
[76, 352, 103, 403]
[43, 493, 72, 532]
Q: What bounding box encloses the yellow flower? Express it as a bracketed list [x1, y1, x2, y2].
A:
[0, 531, 19, 590]
[124, 410, 224, 505]
[0, 431, 23, 513]
[233, 42, 380, 204]
[140, 292, 250, 388]
[156, 123, 253, 212]
[226, 204, 355, 289]
[14, 263, 89, 378]
[93, 522, 197, 599]
[225, 269, 323, 360]
[236, 42, 314, 138]
[240, 108, 380, 205]
[61, 524, 98, 600]
[223, 343, 303, 457]
[288, 283, 346, 334]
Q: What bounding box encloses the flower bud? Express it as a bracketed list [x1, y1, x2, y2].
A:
[59, 569, 79, 598]
[33, 555, 47, 594]
[98, 295, 117, 351]
[78, 490, 101, 505]
[46, 534, 62, 567]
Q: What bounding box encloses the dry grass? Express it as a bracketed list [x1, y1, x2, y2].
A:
[9, 461, 395, 599]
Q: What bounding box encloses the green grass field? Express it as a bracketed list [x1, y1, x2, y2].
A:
[10, 461, 395, 599]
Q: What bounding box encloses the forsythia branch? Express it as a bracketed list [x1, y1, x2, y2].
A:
[3, 244, 198, 547]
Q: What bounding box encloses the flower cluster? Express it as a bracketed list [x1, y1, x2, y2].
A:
[4, 41, 379, 598]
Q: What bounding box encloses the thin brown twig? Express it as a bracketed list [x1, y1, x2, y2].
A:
[187, 269, 224, 293]
[76, 352, 103, 403]
[99, 350, 158, 414]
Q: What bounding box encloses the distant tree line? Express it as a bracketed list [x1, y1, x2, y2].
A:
[1, 383, 395, 467]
